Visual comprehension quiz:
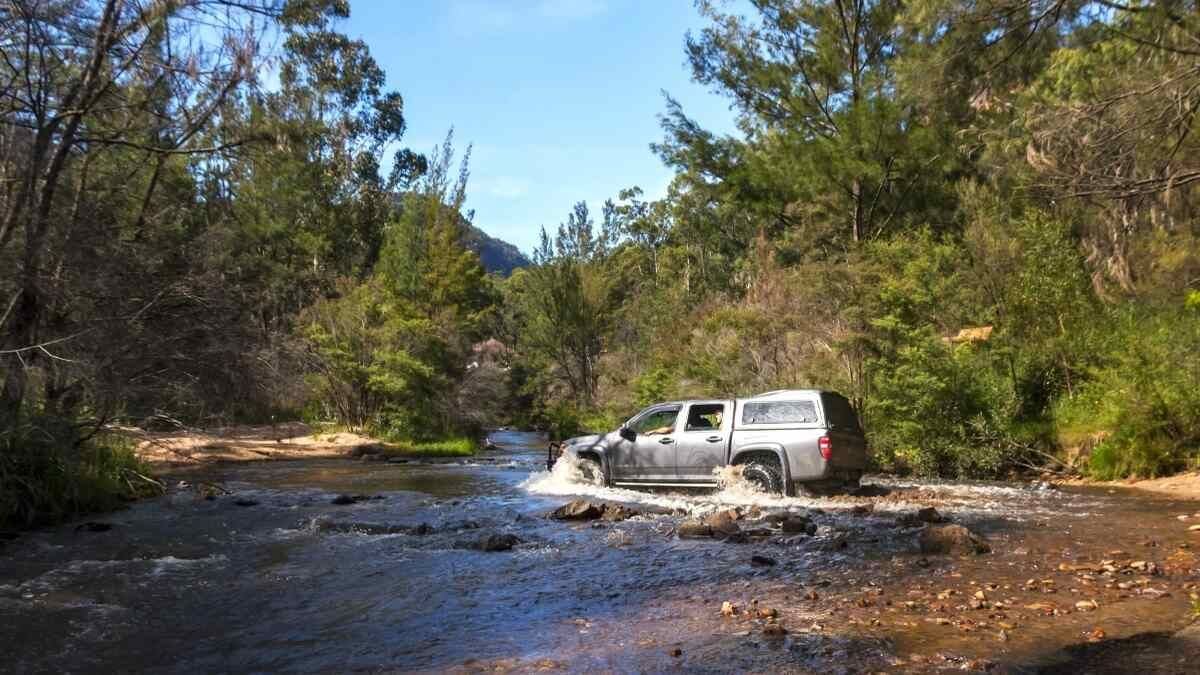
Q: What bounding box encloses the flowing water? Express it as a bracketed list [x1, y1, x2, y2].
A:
[1, 431, 1197, 673]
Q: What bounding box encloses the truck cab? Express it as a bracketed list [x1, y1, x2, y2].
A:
[550, 389, 867, 495]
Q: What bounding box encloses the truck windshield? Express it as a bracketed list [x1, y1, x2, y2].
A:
[631, 407, 680, 435]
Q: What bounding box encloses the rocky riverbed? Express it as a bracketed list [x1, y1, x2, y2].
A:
[1, 431, 1197, 673]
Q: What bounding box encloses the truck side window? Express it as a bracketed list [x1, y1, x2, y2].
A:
[741, 400, 818, 425]
[685, 404, 724, 431]
[631, 408, 679, 435]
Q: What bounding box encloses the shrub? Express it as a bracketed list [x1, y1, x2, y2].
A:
[1054, 307, 1200, 479]
[0, 419, 162, 529]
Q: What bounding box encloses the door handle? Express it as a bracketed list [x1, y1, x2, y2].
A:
[706, 436, 722, 443]
[658, 437, 674, 444]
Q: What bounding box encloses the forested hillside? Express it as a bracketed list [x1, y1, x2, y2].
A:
[463, 224, 532, 276]
[503, 0, 1200, 482]
[2, 0, 1200, 526]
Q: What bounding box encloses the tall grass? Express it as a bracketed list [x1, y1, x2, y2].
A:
[1, 420, 163, 529]
[381, 437, 476, 457]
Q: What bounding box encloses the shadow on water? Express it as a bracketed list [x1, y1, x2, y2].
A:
[0, 430, 1196, 673]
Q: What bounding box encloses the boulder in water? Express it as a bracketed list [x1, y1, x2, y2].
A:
[704, 510, 741, 537]
[600, 504, 640, 522]
[677, 520, 714, 538]
[331, 494, 378, 505]
[896, 507, 948, 528]
[780, 516, 817, 535]
[478, 533, 522, 552]
[551, 499, 605, 520]
[919, 524, 990, 555]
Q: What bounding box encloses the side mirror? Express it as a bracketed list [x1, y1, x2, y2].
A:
[619, 427, 636, 442]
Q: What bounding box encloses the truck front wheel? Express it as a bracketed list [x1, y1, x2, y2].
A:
[576, 457, 604, 486]
[741, 461, 783, 495]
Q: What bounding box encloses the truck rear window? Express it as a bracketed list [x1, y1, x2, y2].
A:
[741, 400, 818, 425]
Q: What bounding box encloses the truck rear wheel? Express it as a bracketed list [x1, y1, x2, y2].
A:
[741, 461, 783, 495]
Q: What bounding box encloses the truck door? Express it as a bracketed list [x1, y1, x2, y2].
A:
[615, 404, 681, 481]
[674, 401, 731, 480]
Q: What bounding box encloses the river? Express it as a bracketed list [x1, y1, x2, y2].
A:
[1, 431, 1197, 673]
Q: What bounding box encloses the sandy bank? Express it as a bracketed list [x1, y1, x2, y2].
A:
[130, 423, 377, 465]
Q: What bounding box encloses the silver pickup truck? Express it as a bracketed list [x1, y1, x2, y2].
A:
[548, 389, 868, 495]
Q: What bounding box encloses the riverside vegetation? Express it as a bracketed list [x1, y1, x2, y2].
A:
[2, 0, 1200, 527]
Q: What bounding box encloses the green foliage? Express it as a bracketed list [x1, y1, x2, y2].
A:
[1054, 310, 1200, 479]
[0, 422, 162, 529]
[632, 366, 673, 408]
[300, 279, 439, 433]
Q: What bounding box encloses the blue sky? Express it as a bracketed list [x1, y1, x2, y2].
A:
[343, 0, 739, 253]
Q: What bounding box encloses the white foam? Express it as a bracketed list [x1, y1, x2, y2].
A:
[520, 454, 1094, 520]
[520, 454, 828, 516]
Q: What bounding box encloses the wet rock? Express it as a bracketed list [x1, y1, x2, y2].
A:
[854, 484, 891, 497]
[669, 648, 682, 658]
[742, 527, 775, 538]
[751, 555, 777, 567]
[446, 519, 481, 531]
[917, 507, 948, 523]
[411, 523, 435, 536]
[850, 503, 874, 516]
[478, 533, 522, 552]
[600, 504, 640, 522]
[74, 522, 112, 533]
[350, 442, 390, 458]
[765, 510, 805, 524]
[919, 524, 990, 555]
[386, 457, 409, 464]
[720, 601, 738, 616]
[780, 516, 817, 535]
[234, 498, 259, 507]
[551, 499, 604, 520]
[678, 520, 713, 538]
[817, 534, 849, 551]
[331, 494, 361, 505]
[897, 507, 948, 527]
[762, 623, 788, 637]
[704, 510, 741, 537]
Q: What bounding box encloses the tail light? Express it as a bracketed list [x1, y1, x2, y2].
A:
[818, 436, 832, 460]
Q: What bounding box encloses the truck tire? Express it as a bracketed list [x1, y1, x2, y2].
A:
[741, 461, 783, 495]
[577, 457, 604, 486]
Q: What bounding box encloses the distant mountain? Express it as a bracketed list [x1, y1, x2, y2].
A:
[462, 224, 531, 276]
